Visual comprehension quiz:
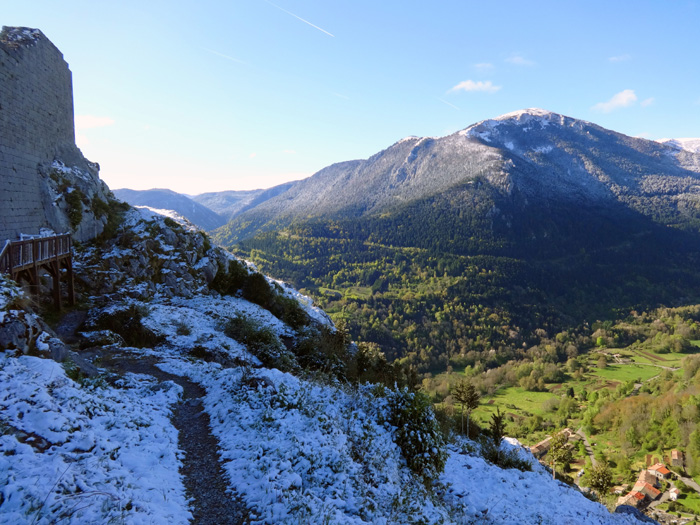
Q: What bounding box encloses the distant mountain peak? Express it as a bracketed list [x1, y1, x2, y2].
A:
[460, 108, 574, 141]
[494, 107, 557, 120]
[658, 137, 700, 154]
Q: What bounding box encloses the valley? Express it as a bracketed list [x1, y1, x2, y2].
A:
[113, 110, 700, 522]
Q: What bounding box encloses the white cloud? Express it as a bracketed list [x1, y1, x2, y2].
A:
[591, 89, 638, 113]
[505, 54, 535, 66]
[641, 97, 654, 107]
[75, 115, 115, 130]
[249, 153, 257, 159]
[609, 54, 631, 63]
[449, 80, 501, 93]
[474, 62, 494, 71]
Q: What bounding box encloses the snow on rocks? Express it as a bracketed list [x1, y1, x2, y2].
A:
[158, 359, 448, 524]
[0, 353, 190, 524]
[440, 439, 642, 525]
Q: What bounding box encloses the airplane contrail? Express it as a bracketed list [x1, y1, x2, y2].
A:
[263, 0, 334, 37]
[202, 47, 246, 64]
[437, 97, 460, 110]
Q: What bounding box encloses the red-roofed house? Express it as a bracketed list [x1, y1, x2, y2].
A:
[637, 470, 658, 487]
[649, 463, 671, 480]
[616, 491, 646, 508]
[633, 481, 661, 500]
[670, 488, 680, 501]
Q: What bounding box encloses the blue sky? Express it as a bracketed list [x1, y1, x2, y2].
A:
[4, 0, 700, 194]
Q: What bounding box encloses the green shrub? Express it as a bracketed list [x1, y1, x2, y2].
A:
[387, 387, 447, 483]
[210, 260, 249, 295]
[91, 304, 163, 348]
[293, 323, 351, 376]
[223, 316, 296, 371]
[91, 197, 110, 218]
[242, 272, 275, 307]
[65, 188, 86, 228]
[163, 216, 182, 230]
[96, 198, 131, 243]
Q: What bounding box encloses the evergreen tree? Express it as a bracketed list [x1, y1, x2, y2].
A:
[489, 408, 506, 465]
[452, 379, 481, 437]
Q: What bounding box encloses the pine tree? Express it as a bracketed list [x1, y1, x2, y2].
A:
[452, 379, 480, 437]
[487, 408, 507, 465]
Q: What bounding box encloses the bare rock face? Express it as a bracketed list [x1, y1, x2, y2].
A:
[75, 209, 231, 303]
[0, 276, 69, 361]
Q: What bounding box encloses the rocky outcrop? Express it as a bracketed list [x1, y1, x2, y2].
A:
[0, 275, 69, 361]
[75, 209, 229, 302]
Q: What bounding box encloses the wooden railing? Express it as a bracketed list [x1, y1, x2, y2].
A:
[0, 234, 74, 309]
[0, 234, 72, 275]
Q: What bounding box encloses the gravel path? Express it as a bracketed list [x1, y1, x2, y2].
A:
[104, 355, 247, 524]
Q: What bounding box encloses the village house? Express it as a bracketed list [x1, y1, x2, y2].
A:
[671, 450, 684, 468]
[669, 488, 680, 501]
[637, 470, 658, 487]
[648, 463, 671, 480]
[616, 469, 665, 508]
[616, 490, 645, 508]
[529, 428, 578, 459]
[632, 481, 661, 501]
[530, 437, 551, 458]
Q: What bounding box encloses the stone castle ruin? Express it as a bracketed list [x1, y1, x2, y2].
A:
[0, 26, 113, 243]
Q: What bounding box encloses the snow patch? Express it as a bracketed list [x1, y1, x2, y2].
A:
[658, 137, 700, 154]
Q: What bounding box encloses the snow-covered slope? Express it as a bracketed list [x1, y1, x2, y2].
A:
[0, 209, 649, 524]
[658, 137, 700, 154]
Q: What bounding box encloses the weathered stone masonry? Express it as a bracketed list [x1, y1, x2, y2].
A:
[0, 26, 111, 242]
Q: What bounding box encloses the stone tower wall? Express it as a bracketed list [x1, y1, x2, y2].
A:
[0, 27, 110, 243]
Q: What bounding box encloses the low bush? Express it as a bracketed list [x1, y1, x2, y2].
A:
[387, 387, 447, 484]
[91, 304, 163, 348]
[223, 316, 297, 371]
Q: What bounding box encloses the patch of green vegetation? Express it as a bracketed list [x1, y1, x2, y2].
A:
[90, 304, 163, 348]
[223, 316, 296, 371]
[590, 364, 659, 384]
[675, 492, 700, 514]
[65, 188, 86, 229]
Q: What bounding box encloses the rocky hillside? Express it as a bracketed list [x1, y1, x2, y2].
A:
[0, 206, 651, 524]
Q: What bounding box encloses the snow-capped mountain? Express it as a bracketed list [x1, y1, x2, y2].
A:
[214, 108, 700, 245]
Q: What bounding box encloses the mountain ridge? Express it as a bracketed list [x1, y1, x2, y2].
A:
[215, 108, 700, 247]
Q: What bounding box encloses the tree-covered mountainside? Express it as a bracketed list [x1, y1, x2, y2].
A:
[214, 109, 700, 374]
